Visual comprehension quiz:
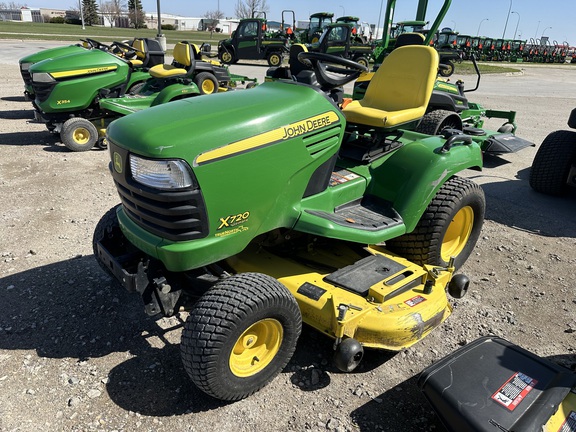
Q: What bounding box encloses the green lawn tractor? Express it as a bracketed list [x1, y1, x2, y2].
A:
[20, 37, 164, 101]
[46, 42, 257, 152]
[353, 52, 534, 156]
[530, 108, 576, 196]
[94, 46, 485, 401]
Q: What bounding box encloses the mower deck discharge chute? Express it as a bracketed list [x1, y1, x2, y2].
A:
[94, 45, 484, 401]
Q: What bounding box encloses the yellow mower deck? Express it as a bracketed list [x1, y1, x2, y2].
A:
[227, 243, 454, 351]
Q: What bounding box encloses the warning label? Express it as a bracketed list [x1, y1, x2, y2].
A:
[558, 411, 576, 432]
[330, 169, 360, 187]
[404, 295, 426, 307]
[491, 371, 538, 411]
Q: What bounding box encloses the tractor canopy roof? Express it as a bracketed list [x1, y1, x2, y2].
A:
[336, 16, 360, 24]
[310, 12, 334, 19]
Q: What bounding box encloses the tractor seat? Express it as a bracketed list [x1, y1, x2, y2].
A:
[148, 42, 194, 79]
[342, 45, 439, 130]
[130, 38, 147, 67]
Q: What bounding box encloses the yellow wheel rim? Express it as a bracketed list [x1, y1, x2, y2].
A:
[441, 206, 474, 262]
[222, 52, 232, 63]
[229, 318, 283, 377]
[270, 55, 280, 66]
[201, 79, 215, 94]
[73, 127, 91, 145]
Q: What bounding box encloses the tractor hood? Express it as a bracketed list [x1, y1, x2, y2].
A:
[29, 49, 127, 79]
[107, 81, 344, 162]
[19, 43, 87, 66]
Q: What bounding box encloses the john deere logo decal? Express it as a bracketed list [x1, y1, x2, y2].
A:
[113, 152, 122, 174]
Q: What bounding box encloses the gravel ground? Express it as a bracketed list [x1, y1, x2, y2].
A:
[0, 53, 575, 432]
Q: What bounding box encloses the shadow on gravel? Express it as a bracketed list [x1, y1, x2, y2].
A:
[468, 166, 576, 238]
[350, 374, 446, 432]
[0, 109, 34, 120]
[1, 95, 27, 102]
[0, 130, 57, 146]
[0, 256, 159, 360]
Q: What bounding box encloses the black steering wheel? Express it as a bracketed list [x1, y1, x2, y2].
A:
[297, 51, 368, 90]
[111, 41, 138, 59]
[82, 38, 110, 50]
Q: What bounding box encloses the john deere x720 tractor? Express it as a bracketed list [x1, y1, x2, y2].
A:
[94, 45, 486, 401]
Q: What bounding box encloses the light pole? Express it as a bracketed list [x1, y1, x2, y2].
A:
[339, 5, 345, 16]
[502, 0, 512, 38]
[541, 26, 552, 38]
[79, 0, 85, 30]
[451, 20, 456, 31]
[476, 18, 488, 36]
[535, 20, 540, 39]
[511, 11, 520, 40]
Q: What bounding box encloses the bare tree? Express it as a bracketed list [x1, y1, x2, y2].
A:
[100, 0, 124, 27]
[234, 0, 268, 19]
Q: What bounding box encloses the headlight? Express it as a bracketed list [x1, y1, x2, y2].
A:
[31, 72, 56, 83]
[20, 62, 33, 71]
[129, 154, 194, 189]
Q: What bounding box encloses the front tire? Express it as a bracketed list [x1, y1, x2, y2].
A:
[181, 273, 302, 401]
[386, 176, 485, 270]
[529, 130, 576, 195]
[219, 49, 235, 64]
[92, 205, 121, 278]
[61, 117, 98, 152]
[194, 72, 219, 95]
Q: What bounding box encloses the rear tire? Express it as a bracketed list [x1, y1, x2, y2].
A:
[194, 72, 219, 95]
[355, 56, 369, 69]
[61, 117, 98, 152]
[386, 176, 485, 270]
[529, 130, 576, 195]
[181, 272, 302, 401]
[416, 109, 463, 135]
[439, 60, 455, 77]
[267, 52, 283, 67]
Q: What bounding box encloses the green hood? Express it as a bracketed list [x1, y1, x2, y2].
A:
[19, 44, 87, 66]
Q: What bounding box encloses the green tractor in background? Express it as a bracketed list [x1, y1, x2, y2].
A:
[19, 37, 164, 101]
[217, 13, 290, 67]
[298, 12, 334, 43]
[94, 39, 486, 401]
[29, 41, 254, 152]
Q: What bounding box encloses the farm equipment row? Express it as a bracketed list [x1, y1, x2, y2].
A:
[440, 32, 574, 63]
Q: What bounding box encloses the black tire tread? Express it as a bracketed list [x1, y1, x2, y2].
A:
[386, 176, 485, 269]
[529, 130, 576, 195]
[181, 272, 301, 401]
[416, 109, 462, 135]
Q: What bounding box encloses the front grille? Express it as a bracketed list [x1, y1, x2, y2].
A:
[20, 69, 32, 87]
[31, 82, 56, 103]
[109, 141, 209, 242]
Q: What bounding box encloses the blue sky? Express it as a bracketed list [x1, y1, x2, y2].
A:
[25, 0, 576, 45]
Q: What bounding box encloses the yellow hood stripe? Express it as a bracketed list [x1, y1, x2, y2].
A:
[196, 111, 340, 165]
[51, 65, 118, 79]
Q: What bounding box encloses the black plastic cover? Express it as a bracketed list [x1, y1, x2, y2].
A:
[418, 336, 576, 432]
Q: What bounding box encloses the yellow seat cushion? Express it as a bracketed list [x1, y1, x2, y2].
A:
[342, 45, 439, 129]
[129, 59, 144, 67]
[148, 64, 188, 78]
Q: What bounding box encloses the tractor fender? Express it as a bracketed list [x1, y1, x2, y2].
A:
[127, 70, 151, 89]
[372, 134, 483, 232]
[151, 83, 200, 106]
[428, 90, 469, 112]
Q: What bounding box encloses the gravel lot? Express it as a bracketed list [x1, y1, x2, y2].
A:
[0, 42, 575, 432]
